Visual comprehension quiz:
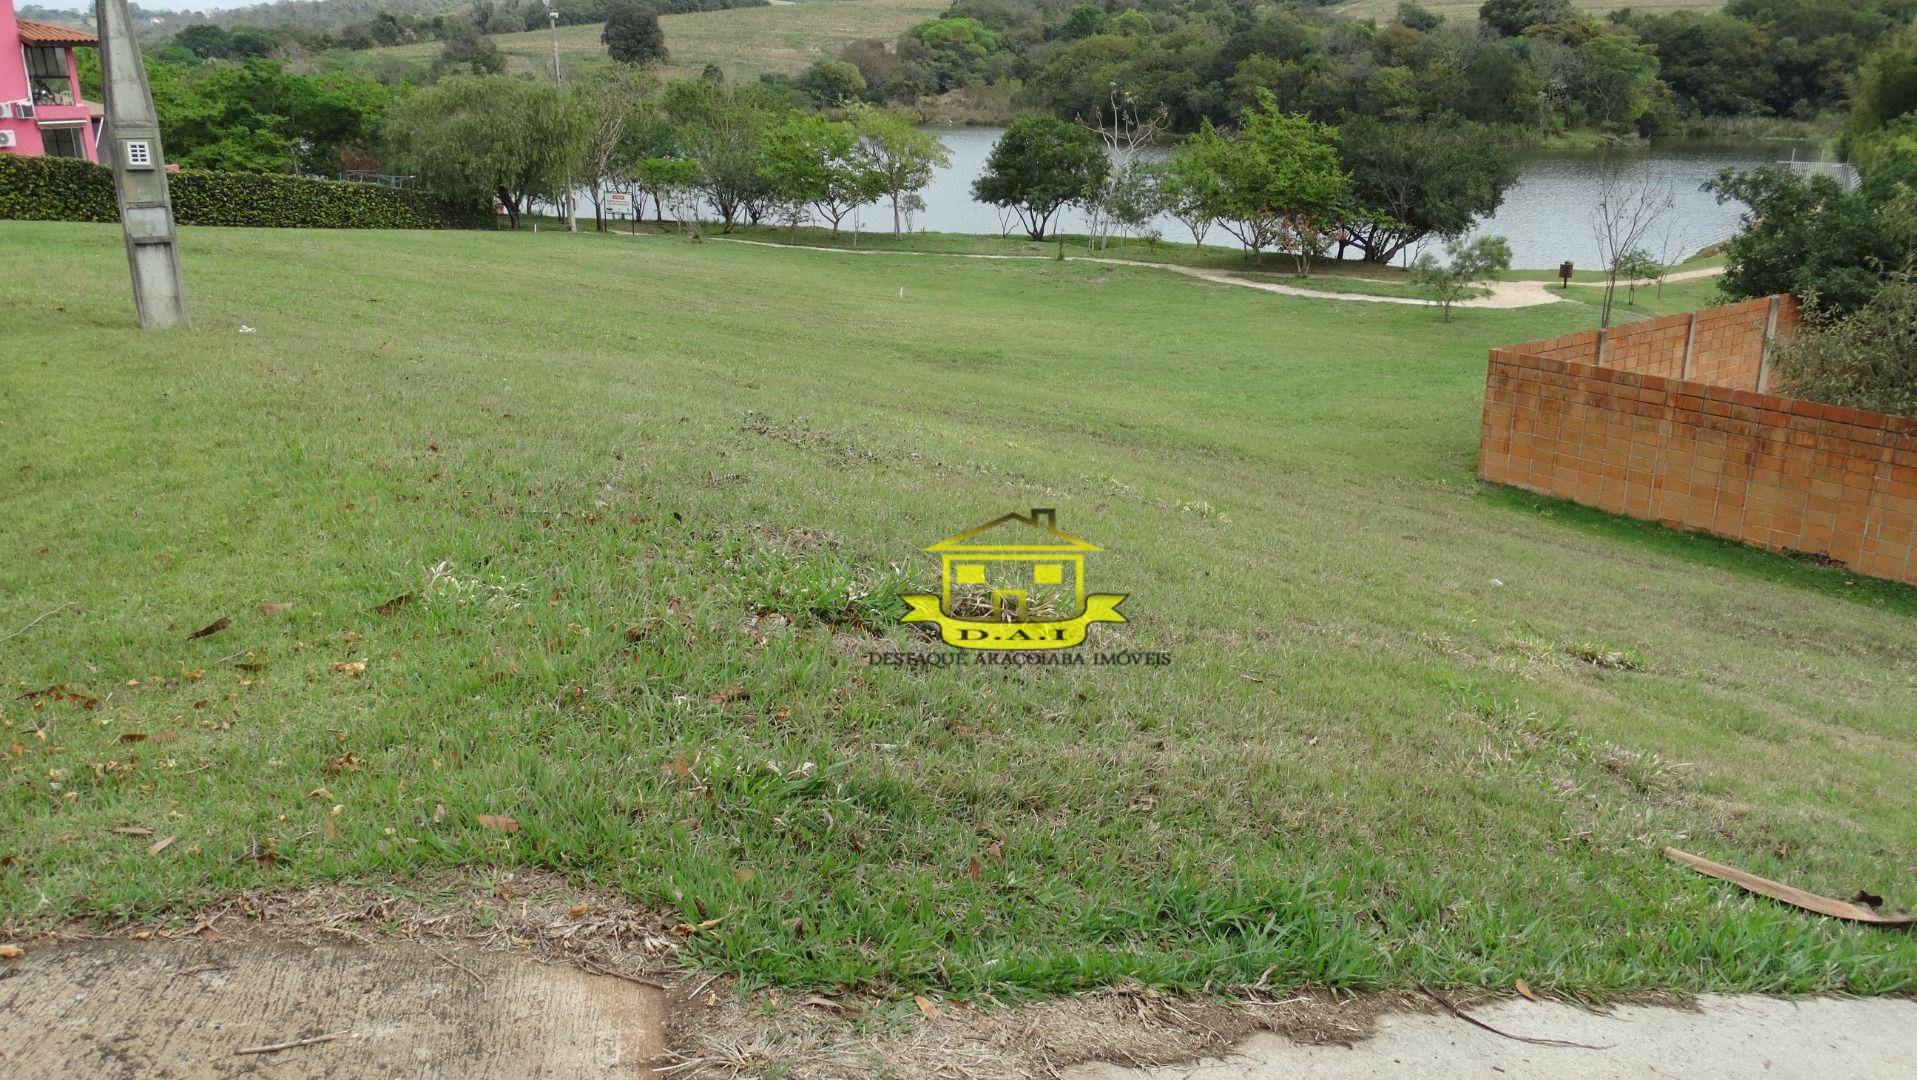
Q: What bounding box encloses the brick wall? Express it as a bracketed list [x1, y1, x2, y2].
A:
[1478, 296, 1917, 587]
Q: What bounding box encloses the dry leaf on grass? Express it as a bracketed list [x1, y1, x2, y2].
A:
[476, 814, 520, 833]
[732, 868, 756, 884]
[1514, 978, 1541, 1002]
[371, 593, 416, 617]
[147, 836, 176, 855]
[330, 660, 367, 677]
[112, 827, 154, 837]
[710, 684, 746, 705]
[914, 995, 939, 1020]
[568, 903, 589, 918]
[260, 602, 293, 615]
[0, 944, 23, 959]
[187, 617, 231, 641]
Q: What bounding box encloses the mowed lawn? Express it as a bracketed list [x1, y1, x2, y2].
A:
[338, 0, 947, 82]
[2, 221, 1914, 999]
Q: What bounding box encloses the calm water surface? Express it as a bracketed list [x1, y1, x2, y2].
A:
[563, 127, 1806, 270]
[879, 128, 1799, 269]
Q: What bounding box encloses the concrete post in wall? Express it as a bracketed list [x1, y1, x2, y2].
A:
[1756, 296, 1782, 393]
[1680, 312, 1699, 380]
[96, 0, 188, 329]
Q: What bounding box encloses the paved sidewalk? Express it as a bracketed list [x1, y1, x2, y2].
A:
[1066, 994, 1917, 1080]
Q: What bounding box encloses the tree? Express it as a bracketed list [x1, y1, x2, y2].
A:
[1589, 161, 1675, 327]
[1478, 0, 1577, 38]
[1157, 155, 1217, 248]
[603, 0, 668, 66]
[1163, 92, 1348, 272]
[1338, 119, 1516, 264]
[386, 76, 588, 229]
[1411, 235, 1512, 321]
[797, 60, 867, 107]
[1614, 248, 1662, 306]
[849, 103, 950, 239]
[660, 79, 784, 232]
[1706, 166, 1896, 316]
[764, 113, 882, 239]
[577, 68, 653, 232]
[1852, 26, 1917, 135]
[971, 114, 1108, 241]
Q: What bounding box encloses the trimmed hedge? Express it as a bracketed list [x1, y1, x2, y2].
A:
[0, 155, 492, 230]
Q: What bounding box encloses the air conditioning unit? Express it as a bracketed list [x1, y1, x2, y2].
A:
[0, 131, 16, 149]
[0, 102, 11, 119]
[14, 101, 35, 120]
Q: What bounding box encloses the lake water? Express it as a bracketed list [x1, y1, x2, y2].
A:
[560, 127, 1806, 270]
[877, 128, 1796, 270]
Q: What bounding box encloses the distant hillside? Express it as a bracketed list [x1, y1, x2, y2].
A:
[326, 0, 944, 83]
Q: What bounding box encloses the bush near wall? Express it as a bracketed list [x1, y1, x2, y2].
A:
[0, 156, 491, 230]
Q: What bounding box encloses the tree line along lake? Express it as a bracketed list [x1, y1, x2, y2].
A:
[562, 127, 1821, 271]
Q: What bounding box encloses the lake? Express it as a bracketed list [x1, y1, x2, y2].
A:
[557, 127, 1807, 270]
[879, 128, 1799, 270]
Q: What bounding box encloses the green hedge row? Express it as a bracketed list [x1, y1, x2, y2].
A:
[0, 155, 492, 230]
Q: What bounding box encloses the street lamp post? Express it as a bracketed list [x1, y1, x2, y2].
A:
[95, 0, 187, 328]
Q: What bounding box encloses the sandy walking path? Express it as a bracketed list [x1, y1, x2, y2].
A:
[707, 235, 1725, 310]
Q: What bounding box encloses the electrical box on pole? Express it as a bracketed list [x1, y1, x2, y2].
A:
[96, 0, 189, 329]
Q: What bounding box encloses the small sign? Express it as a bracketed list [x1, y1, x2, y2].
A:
[604, 191, 634, 211]
[122, 139, 154, 169]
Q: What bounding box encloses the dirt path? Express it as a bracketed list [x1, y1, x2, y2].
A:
[0, 939, 668, 1078]
[707, 236, 1726, 310]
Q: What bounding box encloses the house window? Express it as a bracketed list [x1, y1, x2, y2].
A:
[26, 47, 75, 106]
[41, 127, 87, 159]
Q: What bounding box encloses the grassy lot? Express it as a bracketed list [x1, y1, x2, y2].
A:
[3, 220, 1914, 1001]
[329, 0, 946, 82]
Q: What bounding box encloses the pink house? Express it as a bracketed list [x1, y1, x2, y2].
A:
[2, 0, 102, 163]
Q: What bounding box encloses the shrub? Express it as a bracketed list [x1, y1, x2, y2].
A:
[0, 155, 492, 230]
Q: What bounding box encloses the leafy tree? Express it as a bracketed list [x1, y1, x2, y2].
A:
[661, 79, 786, 231]
[971, 114, 1108, 241]
[1338, 120, 1516, 264]
[1853, 26, 1917, 134]
[577, 68, 653, 230]
[1411, 235, 1512, 321]
[1397, 2, 1443, 33]
[1478, 0, 1577, 38]
[910, 18, 1009, 92]
[761, 113, 880, 238]
[386, 75, 589, 229]
[1164, 92, 1348, 271]
[797, 61, 868, 106]
[850, 103, 951, 238]
[1707, 167, 1900, 315]
[1614, 248, 1663, 305]
[603, 0, 669, 65]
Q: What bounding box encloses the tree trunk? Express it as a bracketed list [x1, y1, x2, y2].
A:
[497, 187, 520, 230]
[891, 192, 901, 240]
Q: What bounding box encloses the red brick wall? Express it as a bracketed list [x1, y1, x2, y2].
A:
[1478, 297, 1917, 586]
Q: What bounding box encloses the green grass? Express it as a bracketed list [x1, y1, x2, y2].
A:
[3, 221, 1915, 1002]
[324, 0, 947, 82]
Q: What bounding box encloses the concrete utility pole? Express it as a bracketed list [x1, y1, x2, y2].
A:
[95, 0, 188, 329]
[544, 0, 576, 232]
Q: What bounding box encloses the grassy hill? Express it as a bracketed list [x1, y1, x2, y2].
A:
[3, 220, 1914, 998]
[333, 0, 946, 82]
